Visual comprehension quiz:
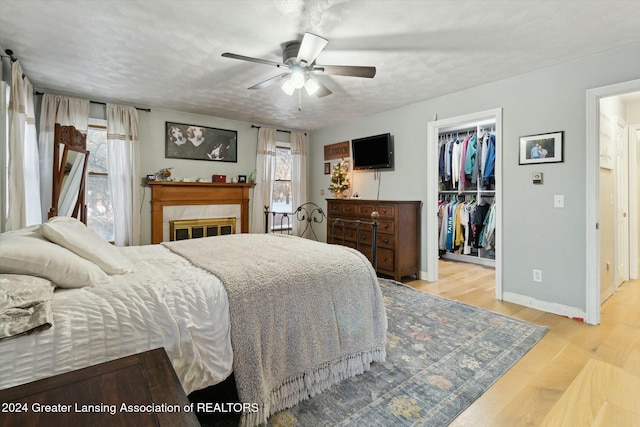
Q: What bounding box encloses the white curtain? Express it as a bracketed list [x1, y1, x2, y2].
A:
[290, 132, 308, 236]
[38, 94, 89, 221]
[6, 60, 41, 230]
[106, 103, 140, 246]
[250, 127, 277, 233]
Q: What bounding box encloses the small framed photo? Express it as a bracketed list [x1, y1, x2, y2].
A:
[238, 175, 247, 183]
[519, 131, 563, 165]
[343, 160, 349, 171]
[324, 162, 331, 175]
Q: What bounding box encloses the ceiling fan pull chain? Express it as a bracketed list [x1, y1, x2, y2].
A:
[298, 90, 302, 112]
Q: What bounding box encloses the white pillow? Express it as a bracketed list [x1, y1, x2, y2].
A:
[42, 216, 133, 275]
[0, 228, 111, 288]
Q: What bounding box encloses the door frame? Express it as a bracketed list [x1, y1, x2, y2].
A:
[586, 78, 640, 325]
[630, 123, 640, 281]
[426, 108, 503, 300]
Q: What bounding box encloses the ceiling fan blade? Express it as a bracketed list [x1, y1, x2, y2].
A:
[313, 65, 376, 78]
[296, 33, 328, 65]
[249, 73, 289, 90]
[313, 80, 332, 98]
[221, 52, 285, 68]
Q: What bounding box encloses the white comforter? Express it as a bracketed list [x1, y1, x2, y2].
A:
[0, 245, 233, 394]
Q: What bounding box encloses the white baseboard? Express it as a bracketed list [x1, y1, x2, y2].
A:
[503, 292, 589, 323]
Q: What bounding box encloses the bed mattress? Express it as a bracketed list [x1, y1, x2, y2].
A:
[0, 244, 233, 394]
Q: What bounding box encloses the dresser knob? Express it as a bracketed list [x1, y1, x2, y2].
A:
[384, 239, 389, 244]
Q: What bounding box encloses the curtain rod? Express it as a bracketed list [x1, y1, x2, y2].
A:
[34, 90, 151, 113]
[251, 124, 307, 135]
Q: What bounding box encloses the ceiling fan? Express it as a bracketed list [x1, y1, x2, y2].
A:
[221, 32, 376, 98]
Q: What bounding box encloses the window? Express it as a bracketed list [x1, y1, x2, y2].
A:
[86, 121, 114, 241]
[271, 143, 292, 230]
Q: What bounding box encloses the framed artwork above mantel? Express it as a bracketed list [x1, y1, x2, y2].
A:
[165, 122, 237, 162]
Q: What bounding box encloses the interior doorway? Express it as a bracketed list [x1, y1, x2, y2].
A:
[586, 80, 640, 325]
[426, 108, 503, 300]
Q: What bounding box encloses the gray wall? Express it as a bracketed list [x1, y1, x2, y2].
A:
[137, 108, 259, 245]
[309, 42, 640, 314]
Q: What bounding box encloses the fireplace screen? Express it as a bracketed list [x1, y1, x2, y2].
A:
[170, 217, 237, 241]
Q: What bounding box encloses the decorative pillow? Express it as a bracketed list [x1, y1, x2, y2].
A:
[42, 216, 134, 275]
[0, 274, 55, 340]
[0, 228, 111, 288]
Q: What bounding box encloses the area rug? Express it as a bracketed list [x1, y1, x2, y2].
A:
[194, 279, 547, 426]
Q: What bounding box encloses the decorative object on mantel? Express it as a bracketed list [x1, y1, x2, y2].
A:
[156, 168, 173, 181]
[212, 174, 226, 183]
[329, 159, 350, 199]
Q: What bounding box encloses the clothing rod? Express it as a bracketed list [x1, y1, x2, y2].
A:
[438, 118, 495, 134]
[34, 90, 151, 112]
[251, 124, 306, 135]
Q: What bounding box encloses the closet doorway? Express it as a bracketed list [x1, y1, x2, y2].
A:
[586, 79, 640, 325]
[426, 108, 503, 299]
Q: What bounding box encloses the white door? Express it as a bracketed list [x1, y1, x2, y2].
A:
[614, 117, 629, 288]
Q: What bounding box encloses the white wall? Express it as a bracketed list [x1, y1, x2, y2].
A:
[309, 42, 640, 315]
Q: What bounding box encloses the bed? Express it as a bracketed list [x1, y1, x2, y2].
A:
[0, 215, 387, 426]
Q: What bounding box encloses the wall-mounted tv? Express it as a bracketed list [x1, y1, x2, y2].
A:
[351, 133, 393, 170]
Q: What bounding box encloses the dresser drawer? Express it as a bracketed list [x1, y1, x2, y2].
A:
[342, 203, 357, 216]
[376, 247, 395, 272]
[377, 205, 396, 218]
[327, 202, 342, 215]
[377, 219, 395, 235]
[357, 204, 376, 217]
[358, 229, 394, 250]
[377, 234, 395, 249]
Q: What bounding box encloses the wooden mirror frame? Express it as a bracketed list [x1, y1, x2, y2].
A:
[49, 124, 90, 224]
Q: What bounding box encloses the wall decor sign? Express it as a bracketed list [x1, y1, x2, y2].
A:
[165, 122, 237, 162]
[519, 131, 563, 165]
[324, 141, 350, 161]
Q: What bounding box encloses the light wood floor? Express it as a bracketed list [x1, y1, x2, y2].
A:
[404, 260, 640, 427]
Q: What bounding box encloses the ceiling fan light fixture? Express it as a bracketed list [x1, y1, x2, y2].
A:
[281, 79, 295, 96]
[290, 68, 306, 89]
[304, 77, 320, 95]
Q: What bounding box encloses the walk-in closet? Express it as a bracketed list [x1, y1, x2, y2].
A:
[437, 119, 496, 266]
[426, 108, 502, 297]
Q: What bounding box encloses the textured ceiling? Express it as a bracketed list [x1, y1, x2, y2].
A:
[1, 0, 640, 132]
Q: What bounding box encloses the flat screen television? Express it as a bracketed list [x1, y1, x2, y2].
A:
[351, 133, 393, 170]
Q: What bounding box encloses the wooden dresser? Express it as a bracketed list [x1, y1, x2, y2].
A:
[0, 348, 199, 427]
[327, 199, 421, 281]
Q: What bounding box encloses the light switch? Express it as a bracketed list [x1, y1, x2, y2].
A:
[554, 195, 564, 208]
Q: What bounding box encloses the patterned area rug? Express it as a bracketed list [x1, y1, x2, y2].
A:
[194, 279, 547, 426]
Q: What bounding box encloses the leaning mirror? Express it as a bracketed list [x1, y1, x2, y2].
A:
[49, 124, 90, 223]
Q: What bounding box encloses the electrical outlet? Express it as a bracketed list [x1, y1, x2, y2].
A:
[320, 189, 325, 195]
[533, 269, 542, 283]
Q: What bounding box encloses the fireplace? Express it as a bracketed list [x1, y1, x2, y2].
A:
[170, 217, 237, 241]
[148, 181, 255, 244]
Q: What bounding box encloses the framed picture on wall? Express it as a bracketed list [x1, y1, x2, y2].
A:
[519, 131, 563, 165]
[324, 162, 331, 175]
[165, 122, 237, 162]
